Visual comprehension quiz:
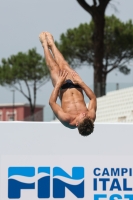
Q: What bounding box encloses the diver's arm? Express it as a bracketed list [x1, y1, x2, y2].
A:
[71, 71, 97, 111]
[49, 85, 70, 122]
[49, 83, 60, 105]
[79, 81, 97, 111]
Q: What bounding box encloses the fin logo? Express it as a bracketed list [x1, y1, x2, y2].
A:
[53, 167, 84, 198]
[8, 167, 36, 199]
[8, 166, 84, 199]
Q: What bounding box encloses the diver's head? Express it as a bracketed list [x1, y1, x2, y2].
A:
[76, 113, 94, 136]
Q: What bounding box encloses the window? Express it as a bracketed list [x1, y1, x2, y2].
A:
[7, 114, 15, 121]
[0, 111, 3, 121]
[6, 111, 17, 121]
[118, 116, 126, 122]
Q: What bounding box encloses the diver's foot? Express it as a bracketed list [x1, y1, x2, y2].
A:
[45, 32, 54, 48]
[39, 32, 47, 47]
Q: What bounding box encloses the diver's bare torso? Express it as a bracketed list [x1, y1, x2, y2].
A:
[59, 86, 90, 128]
[60, 87, 87, 115]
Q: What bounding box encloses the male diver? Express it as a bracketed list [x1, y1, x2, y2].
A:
[39, 32, 97, 136]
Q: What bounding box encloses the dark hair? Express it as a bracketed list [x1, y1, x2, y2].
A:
[77, 117, 94, 136]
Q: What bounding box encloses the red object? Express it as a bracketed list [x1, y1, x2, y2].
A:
[0, 103, 44, 121]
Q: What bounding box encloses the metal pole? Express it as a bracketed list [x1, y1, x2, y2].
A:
[116, 83, 119, 90]
[11, 90, 15, 121]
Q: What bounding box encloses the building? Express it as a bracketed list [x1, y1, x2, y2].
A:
[93, 86, 133, 122]
[0, 103, 44, 121]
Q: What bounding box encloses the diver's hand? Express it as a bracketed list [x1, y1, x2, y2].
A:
[71, 71, 83, 85]
[56, 70, 68, 86]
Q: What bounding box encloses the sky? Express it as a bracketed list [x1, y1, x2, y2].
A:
[0, 0, 133, 120]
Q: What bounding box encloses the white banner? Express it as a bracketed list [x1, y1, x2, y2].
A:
[0, 122, 133, 199]
[1, 155, 133, 200]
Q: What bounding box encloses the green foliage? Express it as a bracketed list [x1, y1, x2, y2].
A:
[55, 22, 94, 67]
[0, 48, 50, 117]
[56, 15, 133, 75]
[0, 48, 49, 86]
[104, 15, 133, 74]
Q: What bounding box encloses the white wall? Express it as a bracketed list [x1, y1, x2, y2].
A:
[0, 122, 133, 200]
[0, 122, 133, 155]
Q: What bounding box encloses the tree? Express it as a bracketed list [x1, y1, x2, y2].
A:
[56, 15, 133, 95]
[76, 0, 112, 96]
[0, 48, 49, 120]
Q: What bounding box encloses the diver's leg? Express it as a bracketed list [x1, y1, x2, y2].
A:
[39, 32, 60, 87]
[45, 32, 74, 78]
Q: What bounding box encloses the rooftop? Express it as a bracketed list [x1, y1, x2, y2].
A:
[0, 103, 45, 108]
